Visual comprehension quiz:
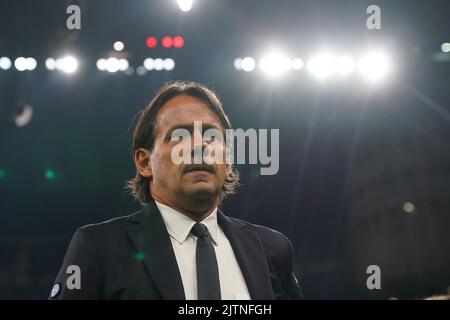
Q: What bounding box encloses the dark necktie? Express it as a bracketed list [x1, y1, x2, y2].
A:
[190, 222, 221, 300]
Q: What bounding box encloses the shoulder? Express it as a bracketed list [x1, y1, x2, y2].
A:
[78, 215, 131, 232]
[74, 208, 143, 241]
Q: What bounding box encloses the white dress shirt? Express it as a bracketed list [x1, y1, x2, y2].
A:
[155, 200, 251, 300]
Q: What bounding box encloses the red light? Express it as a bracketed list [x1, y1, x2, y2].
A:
[146, 36, 158, 48]
[173, 36, 185, 48]
[162, 36, 173, 48]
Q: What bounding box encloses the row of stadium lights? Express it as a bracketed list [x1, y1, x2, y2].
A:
[1, 52, 389, 81]
[235, 43, 450, 82]
[0, 56, 79, 73]
[0, 52, 396, 83]
[96, 57, 175, 74]
[0, 36, 183, 75]
[234, 51, 393, 82]
[2, 45, 449, 79]
[0, 56, 175, 74]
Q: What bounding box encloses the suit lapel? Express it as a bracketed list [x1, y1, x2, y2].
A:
[126, 201, 185, 300]
[218, 211, 274, 299]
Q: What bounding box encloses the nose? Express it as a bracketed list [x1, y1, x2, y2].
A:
[191, 127, 209, 162]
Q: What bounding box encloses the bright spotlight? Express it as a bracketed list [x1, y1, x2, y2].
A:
[154, 58, 164, 71]
[45, 58, 57, 71]
[113, 41, 125, 52]
[0, 57, 12, 70]
[241, 57, 255, 72]
[96, 58, 106, 71]
[292, 58, 304, 71]
[14, 57, 28, 71]
[143, 58, 154, 70]
[336, 56, 355, 77]
[441, 43, 450, 53]
[177, 0, 193, 12]
[118, 59, 129, 71]
[259, 52, 292, 77]
[164, 58, 175, 71]
[105, 57, 120, 73]
[234, 58, 242, 71]
[357, 51, 391, 83]
[57, 56, 78, 73]
[307, 53, 336, 79]
[27, 58, 37, 71]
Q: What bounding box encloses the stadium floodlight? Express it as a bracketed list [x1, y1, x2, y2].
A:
[177, 0, 193, 12]
[336, 56, 355, 77]
[241, 57, 256, 72]
[105, 57, 120, 73]
[14, 57, 28, 71]
[307, 53, 337, 79]
[113, 41, 125, 52]
[357, 50, 391, 83]
[0, 57, 12, 70]
[56, 56, 79, 73]
[259, 51, 292, 77]
[46, 58, 57, 71]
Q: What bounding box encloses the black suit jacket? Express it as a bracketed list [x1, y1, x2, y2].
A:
[51, 200, 302, 299]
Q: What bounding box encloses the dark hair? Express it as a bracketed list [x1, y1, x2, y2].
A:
[126, 80, 240, 204]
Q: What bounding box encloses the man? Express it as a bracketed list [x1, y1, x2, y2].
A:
[50, 81, 302, 300]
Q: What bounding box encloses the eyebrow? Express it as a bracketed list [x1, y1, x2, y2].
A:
[164, 123, 223, 139]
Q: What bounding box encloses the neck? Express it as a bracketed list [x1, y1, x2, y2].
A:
[151, 192, 219, 222]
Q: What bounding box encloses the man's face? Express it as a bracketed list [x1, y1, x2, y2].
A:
[141, 95, 228, 204]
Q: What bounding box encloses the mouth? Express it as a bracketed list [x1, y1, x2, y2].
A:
[183, 164, 215, 174]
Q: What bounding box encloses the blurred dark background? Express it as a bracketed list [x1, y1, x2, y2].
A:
[0, 0, 449, 299]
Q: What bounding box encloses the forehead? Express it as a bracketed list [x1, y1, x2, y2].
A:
[155, 95, 223, 131]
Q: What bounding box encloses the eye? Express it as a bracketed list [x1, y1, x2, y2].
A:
[168, 133, 184, 142]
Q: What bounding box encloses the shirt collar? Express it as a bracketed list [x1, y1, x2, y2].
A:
[155, 200, 220, 245]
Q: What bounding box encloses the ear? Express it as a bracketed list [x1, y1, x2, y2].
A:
[134, 148, 153, 178]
